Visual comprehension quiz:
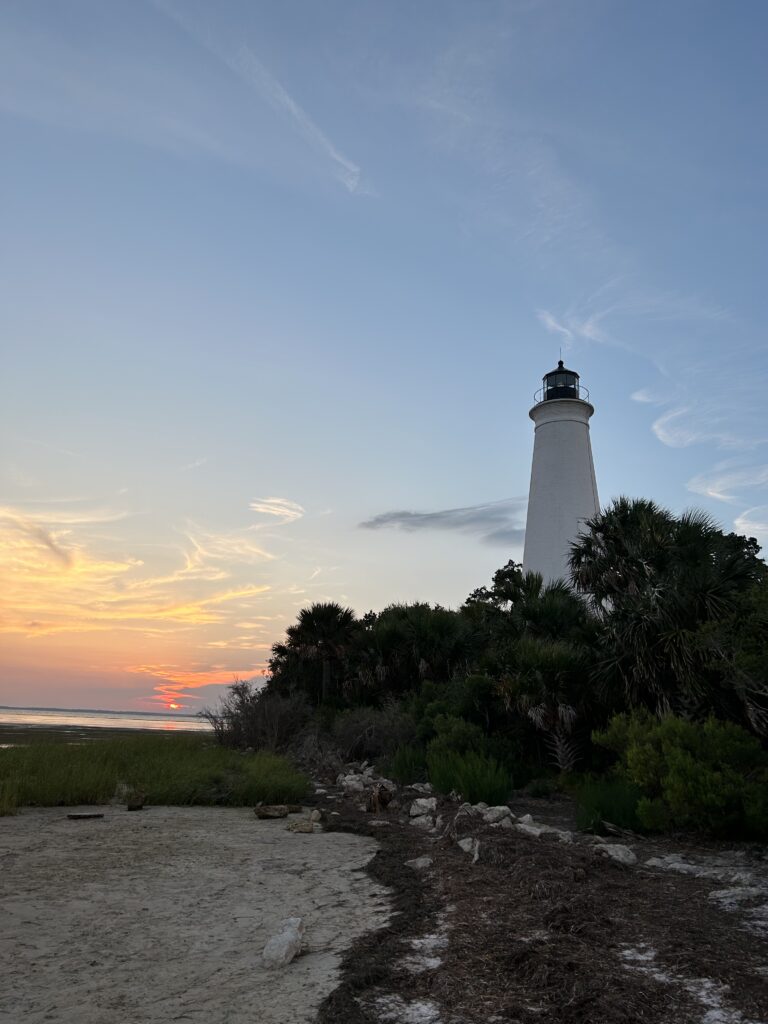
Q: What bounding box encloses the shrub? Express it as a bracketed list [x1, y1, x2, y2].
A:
[427, 714, 486, 758]
[386, 744, 427, 785]
[427, 748, 512, 805]
[593, 712, 768, 838]
[203, 682, 311, 751]
[575, 777, 643, 832]
[331, 701, 417, 761]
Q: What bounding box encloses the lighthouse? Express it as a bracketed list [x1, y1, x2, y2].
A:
[522, 360, 600, 583]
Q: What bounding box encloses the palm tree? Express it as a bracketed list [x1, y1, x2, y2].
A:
[287, 602, 357, 703]
[569, 497, 764, 722]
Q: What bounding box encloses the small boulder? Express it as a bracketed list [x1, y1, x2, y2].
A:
[514, 822, 548, 839]
[597, 844, 637, 866]
[341, 775, 366, 795]
[458, 837, 480, 864]
[309, 809, 323, 823]
[410, 797, 437, 818]
[482, 806, 513, 824]
[518, 813, 534, 825]
[405, 856, 433, 870]
[286, 819, 315, 834]
[255, 805, 290, 819]
[411, 783, 433, 795]
[410, 814, 434, 829]
[262, 917, 305, 968]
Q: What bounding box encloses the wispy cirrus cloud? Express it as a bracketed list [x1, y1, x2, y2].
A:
[153, 0, 369, 194]
[360, 498, 526, 547]
[249, 496, 305, 525]
[687, 462, 768, 503]
[536, 280, 766, 454]
[734, 506, 768, 547]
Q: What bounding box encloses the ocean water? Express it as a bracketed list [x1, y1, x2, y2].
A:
[0, 706, 211, 734]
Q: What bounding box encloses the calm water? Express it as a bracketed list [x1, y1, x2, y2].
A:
[0, 706, 212, 738]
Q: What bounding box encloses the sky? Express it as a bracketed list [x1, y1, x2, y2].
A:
[2, 0, 767, 712]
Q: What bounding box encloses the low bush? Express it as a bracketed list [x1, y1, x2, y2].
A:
[593, 711, 768, 838]
[427, 748, 512, 805]
[331, 701, 418, 761]
[575, 776, 643, 833]
[203, 682, 311, 751]
[0, 734, 309, 811]
[426, 714, 486, 758]
[386, 744, 427, 785]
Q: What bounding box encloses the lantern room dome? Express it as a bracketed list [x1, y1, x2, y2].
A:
[534, 360, 590, 404]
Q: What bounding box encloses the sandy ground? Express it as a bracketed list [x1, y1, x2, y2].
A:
[0, 806, 390, 1024]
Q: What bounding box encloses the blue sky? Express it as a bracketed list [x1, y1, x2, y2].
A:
[2, 0, 767, 710]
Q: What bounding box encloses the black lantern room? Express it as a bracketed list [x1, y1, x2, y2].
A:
[536, 360, 588, 403]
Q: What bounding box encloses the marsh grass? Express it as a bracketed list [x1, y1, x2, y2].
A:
[0, 734, 309, 815]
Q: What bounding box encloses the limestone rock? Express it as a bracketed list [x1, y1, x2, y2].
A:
[482, 806, 513, 824]
[410, 797, 437, 818]
[255, 805, 290, 819]
[458, 837, 480, 864]
[597, 843, 637, 866]
[340, 775, 366, 795]
[309, 809, 323, 823]
[514, 821, 573, 843]
[410, 814, 434, 829]
[514, 822, 548, 839]
[262, 917, 305, 968]
[411, 783, 433, 795]
[286, 819, 314, 833]
[405, 856, 433, 870]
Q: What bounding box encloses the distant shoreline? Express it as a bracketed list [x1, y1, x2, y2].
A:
[0, 704, 200, 719]
[0, 707, 212, 747]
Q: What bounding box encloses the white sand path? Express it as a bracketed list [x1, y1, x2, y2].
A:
[0, 806, 390, 1024]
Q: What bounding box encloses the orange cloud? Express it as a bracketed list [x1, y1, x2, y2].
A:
[0, 501, 279, 706]
[128, 662, 268, 709]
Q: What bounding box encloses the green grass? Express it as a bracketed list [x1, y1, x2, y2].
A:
[0, 734, 309, 815]
[575, 776, 643, 833]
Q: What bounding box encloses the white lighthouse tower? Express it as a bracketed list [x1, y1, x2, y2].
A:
[522, 360, 600, 583]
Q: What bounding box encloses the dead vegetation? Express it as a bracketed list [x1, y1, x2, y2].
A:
[320, 793, 768, 1024]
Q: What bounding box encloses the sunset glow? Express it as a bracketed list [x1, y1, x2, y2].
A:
[2, 2, 767, 712]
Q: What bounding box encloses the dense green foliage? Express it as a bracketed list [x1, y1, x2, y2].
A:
[205, 497, 768, 836]
[0, 734, 309, 814]
[427, 749, 512, 805]
[592, 712, 768, 838]
[574, 777, 644, 833]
